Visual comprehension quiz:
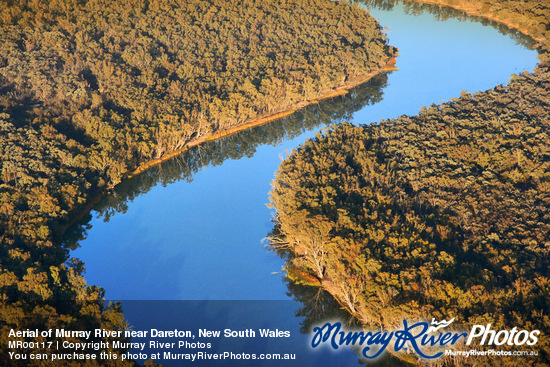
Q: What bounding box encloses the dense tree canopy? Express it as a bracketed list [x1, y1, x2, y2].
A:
[271, 68, 550, 365]
[270, 1, 550, 365]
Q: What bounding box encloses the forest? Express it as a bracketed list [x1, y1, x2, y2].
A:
[270, 0, 550, 365]
[0, 0, 394, 364]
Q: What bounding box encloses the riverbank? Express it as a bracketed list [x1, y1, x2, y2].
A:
[126, 56, 398, 179]
[1, 0, 397, 253]
[58, 56, 398, 238]
[401, 0, 547, 44]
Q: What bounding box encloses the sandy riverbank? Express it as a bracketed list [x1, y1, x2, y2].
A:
[126, 56, 398, 179]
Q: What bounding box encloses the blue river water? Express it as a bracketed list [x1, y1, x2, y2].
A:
[67, 2, 539, 365]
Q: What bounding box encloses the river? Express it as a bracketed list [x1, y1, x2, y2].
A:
[65, 1, 538, 365]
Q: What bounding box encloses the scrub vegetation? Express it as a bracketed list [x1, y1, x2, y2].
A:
[0, 0, 393, 364]
[270, 0, 550, 365]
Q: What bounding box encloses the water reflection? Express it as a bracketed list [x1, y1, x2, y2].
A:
[362, 0, 537, 50]
[63, 73, 389, 249]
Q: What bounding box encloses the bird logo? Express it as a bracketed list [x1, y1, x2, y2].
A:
[426, 318, 455, 333]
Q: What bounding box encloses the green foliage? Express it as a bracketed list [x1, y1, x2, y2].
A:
[0, 0, 393, 246]
[270, 19, 550, 364]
